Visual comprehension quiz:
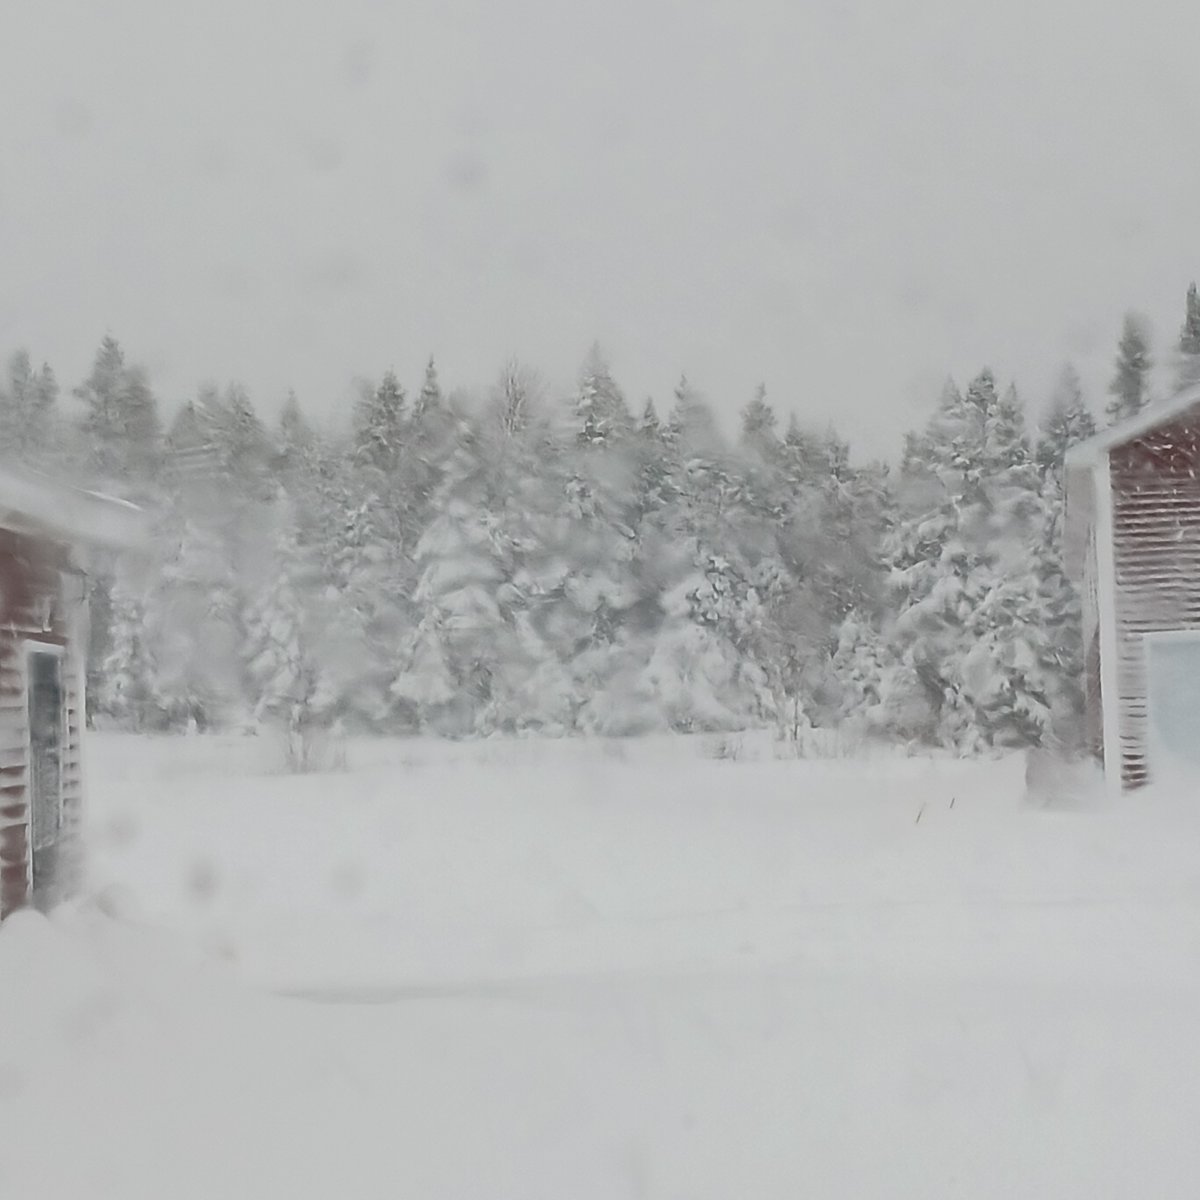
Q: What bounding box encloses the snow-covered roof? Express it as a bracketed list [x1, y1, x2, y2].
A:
[1064, 383, 1200, 471]
[0, 462, 149, 551]
[1062, 384, 1200, 578]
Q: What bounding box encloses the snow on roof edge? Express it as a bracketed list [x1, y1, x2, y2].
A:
[0, 461, 150, 550]
[1064, 383, 1200, 471]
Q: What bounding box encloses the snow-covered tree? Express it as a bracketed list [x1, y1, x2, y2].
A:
[574, 345, 633, 449]
[1176, 282, 1200, 393]
[277, 391, 316, 477]
[354, 370, 407, 474]
[413, 356, 443, 422]
[97, 567, 158, 729]
[242, 497, 345, 768]
[886, 371, 1052, 750]
[1030, 365, 1098, 749]
[739, 383, 780, 464]
[73, 336, 162, 489]
[1106, 314, 1152, 425]
[636, 551, 776, 732]
[391, 420, 522, 734]
[142, 506, 245, 730]
[666, 374, 723, 457]
[0, 351, 58, 464]
[1036, 365, 1096, 477]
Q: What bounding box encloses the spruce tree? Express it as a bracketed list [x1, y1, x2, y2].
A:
[739, 383, 779, 463]
[413, 356, 443, 421]
[98, 569, 157, 730]
[143, 504, 245, 730]
[243, 495, 341, 767]
[404, 358, 456, 524]
[1036, 365, 1097, 477]
[278, 391, 314, 463]
[354, 370, 407, 474]
[639, 397, 661, 439]
[1176, 282, 1200, 392]
[885, 371, 1051, 750]
[1030, 365, 1097, 749]
[666, 374, 722, 455]
[574, 344, 633, 449]
[1106, 314, 1152, 425]
[73, 336, 162, 489]
[391, 423, 510, 734]
[0, 351, 58, 463]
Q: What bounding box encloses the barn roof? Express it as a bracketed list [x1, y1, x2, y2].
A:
[1062, 384, 1200, 580]
[0, 462, 148, 551]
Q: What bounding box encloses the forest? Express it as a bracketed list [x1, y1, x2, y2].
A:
[5, 287, 1199, 761]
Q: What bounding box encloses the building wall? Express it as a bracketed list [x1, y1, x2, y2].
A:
[1109, 413, 1200, 788]
[0, 527, 85, 916]
[1079, 527, 1103, 763]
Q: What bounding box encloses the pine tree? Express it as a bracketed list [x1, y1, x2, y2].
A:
[354, 370, 407, 474]
[199, 383, 272, 498]
[391, 429, 508, 734]
[73, 336, 162, 489]
[74, 335, 124, 478]
[637, 549, 776, 733]
[273, 393, 328, 537]
[639, 397, 661, 439]
[666, 374, 722, 456]
[739, 383, 779, 463]
[1176, 282, 1200, 392]
[392, 404, 561, 734]
[1030, 364, 1097, 749]
[98, 568, 157, 729]
[242, 496, 341, 768]
[143, 505, 245, 730]
[278, 391, 314, 467]
[402, 358, 456, 532]
[574, 344, 633, 449]
[543, 414, 641, 731]
[885, 371, 1052, 750]
[829, 611, 889, 734]
[413, 356, 443, 421]
[326, 490, 409, 728]
[0, 351, 58, 463]
[1036, 365, 1097, 477]
[1106, 314, 1152, 425]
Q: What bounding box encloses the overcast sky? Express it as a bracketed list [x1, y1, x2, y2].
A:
[2, 0, 1198, 460]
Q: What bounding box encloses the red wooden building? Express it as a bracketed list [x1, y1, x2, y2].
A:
[1065, 385, 1200, 791]
[0, 464, 145, 917]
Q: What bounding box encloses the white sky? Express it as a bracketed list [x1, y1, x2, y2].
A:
[2, 0, 1198, 460]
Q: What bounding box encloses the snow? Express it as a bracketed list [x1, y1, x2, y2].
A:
[0, 459, 148, 549]
[7, 733, 1200, 1196]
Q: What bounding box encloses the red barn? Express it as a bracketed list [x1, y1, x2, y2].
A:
[1065, 386, 1200, 791]
[0, 464, 145, 917]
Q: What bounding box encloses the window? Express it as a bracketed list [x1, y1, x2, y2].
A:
[26, 644, 64, 860]
[1144, 632, 1200, 768]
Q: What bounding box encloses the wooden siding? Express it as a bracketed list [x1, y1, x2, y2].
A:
[0, 527, 85, 917]
[1109, 416, 1200, 788]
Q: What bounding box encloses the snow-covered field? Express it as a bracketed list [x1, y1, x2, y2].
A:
[5, 732, 1200, 1197]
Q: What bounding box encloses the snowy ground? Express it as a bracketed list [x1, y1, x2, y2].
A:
[5, 733, 1200, 1197]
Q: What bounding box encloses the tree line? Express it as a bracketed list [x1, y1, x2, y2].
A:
[3, 286, 1198, 758]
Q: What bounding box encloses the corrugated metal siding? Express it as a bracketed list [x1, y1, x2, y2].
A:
[1109, 419, 1200, 788]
